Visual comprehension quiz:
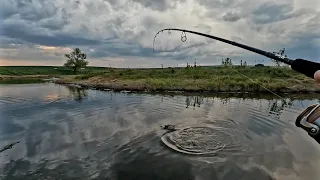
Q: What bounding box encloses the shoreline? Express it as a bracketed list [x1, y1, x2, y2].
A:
[55, 80, 320, 94]
[0, 75, 53, 79]
[2, 65, 320, 94]
[1, 75, 319, 93]
[0, 75, 63, 84]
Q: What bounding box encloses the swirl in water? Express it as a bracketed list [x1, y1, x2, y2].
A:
[161, 127, 238, 155]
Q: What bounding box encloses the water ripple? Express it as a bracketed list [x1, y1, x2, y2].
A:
[0, 84, 320, 180]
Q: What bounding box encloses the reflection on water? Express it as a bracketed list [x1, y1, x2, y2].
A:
[0, 83, 320, 180]
[65, 85, 88, 101]
[186, 96, 203, 108]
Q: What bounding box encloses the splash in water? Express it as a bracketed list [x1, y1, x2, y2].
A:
[161, 127, 231, 155]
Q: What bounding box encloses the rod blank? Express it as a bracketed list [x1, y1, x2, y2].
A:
[153, 28, 294, 65]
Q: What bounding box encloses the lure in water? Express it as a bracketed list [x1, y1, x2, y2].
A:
[160, 124, 178, 132]
[154, 28, 320, 144]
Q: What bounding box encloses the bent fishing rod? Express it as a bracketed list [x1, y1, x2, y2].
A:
[153, 28, 320, 144]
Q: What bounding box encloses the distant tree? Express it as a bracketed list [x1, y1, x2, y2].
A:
[64, 48, 88, 74]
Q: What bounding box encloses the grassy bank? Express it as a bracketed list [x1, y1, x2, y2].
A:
[0, 78, 45, 84]
[0, 66, 106, 76]
[0, 66, 106, 84]
[1, 66, 318, 92]
[0, 75, 52, 84]
[56, 66, 320, 93]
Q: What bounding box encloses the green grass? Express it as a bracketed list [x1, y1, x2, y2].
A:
[0, 78, 44, 84]
[0, 66, 106, 76]
[73, 66, 300, 79]
[0, 66, 107, 84]
[1, 65, 316, 92]
[90, 66, 302, 82]
[64, 66, 315, 92]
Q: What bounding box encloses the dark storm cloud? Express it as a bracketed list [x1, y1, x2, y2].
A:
[1, 0, 62, 21]
[89, 44, 155, 58]
[0, 0, 78, 46]
[89, 41, 205, 60]
[0, 0, 134, 58]
[0, 0, 319, 66]
[0, 37, 26, 48]
[252, 2, 295, 24]
[89, 47, 138, 58]
[1, 23, 100, 46]
[286, 35, 320, 61]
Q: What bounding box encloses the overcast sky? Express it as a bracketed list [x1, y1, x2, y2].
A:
[0, 0, 319, 67]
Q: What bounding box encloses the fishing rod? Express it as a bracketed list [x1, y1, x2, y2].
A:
[153, 28, 320, 144]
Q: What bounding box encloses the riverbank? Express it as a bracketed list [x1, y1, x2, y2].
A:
[1, 66, 319, 92]
[0, 66, 104, 84]
[0, 66, 105, 75]
[0, 75, 54, 84]
[55, 66, 320, 93]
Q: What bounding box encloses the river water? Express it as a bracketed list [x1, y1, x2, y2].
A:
[0, 83, 320, 180]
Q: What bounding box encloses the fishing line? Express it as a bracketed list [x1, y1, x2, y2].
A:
[151, 29, 320, 144]
[153, 29, 288, 103]
[231, 68, 286, 100]
[152, 29, 318, 153]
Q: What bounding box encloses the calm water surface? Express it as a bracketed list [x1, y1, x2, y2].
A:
[0, 83, 320, 180]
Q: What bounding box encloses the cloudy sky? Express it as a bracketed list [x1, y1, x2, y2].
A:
[0, 0, 319, 67]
